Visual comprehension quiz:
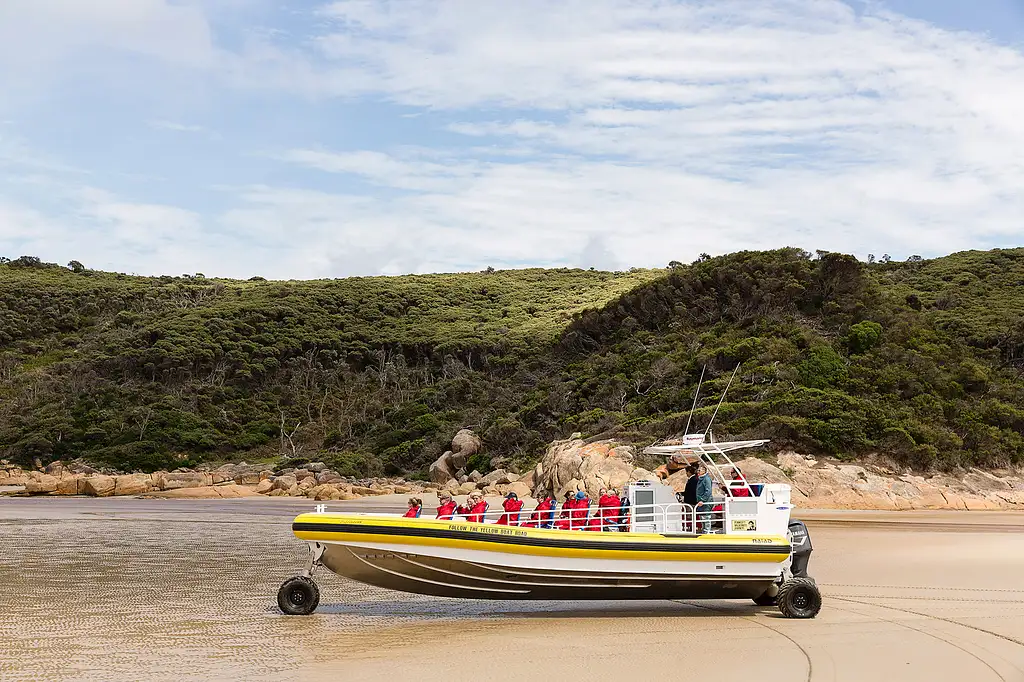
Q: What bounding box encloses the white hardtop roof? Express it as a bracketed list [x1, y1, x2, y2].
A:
[643, 439, 770, 457]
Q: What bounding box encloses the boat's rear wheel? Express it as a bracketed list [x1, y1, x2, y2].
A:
[277, 575, 320, 616]
[777, 577, 821, 619]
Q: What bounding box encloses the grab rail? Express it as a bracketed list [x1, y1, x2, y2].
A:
[312, 500, 733, 534]
[435, 502, 728, 534]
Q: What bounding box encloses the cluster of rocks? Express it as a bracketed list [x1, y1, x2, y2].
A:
[429, 467, 533, 500]
[259, 463, 435, 501]
[0, 456, 447, 500]
[0, 460, 275, 497]
[427, 429, 484, 482]
[421, 428, 531, 498]
[524, 435, 1024, 511]
[726, 452, 1024, 511]
[4, 429, 1024, 510]
[530, 435, 656, 500]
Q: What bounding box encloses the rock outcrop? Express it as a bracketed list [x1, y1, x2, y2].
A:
[113, 474, 154, 496]
[429, 452, 457, 483]
[533, 437, 640, 499]
[525, 439, 1024, 511]
[428, 429, 484, 482]
[4, 435, 1023, 510]
[24, 473, 59, 494]
[81, 475, 116, 497]
[145, 484, 261, 499]
[451, 429, 482, 461]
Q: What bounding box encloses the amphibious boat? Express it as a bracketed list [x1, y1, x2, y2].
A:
[276, 435, 821, 619]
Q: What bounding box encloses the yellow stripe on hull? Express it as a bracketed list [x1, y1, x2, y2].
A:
[292, 513, 790, 564]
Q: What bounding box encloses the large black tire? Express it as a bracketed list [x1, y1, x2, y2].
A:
[777, 577, 822, 619]
[277, 576, 320, 616]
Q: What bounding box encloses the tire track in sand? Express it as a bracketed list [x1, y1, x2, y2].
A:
[828, 599, 1017, 682]
[829, 595, 1024, 648]
[672, 601, 813, 682]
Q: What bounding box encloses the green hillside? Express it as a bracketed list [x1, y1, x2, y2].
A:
[1, 248, 1022, 474]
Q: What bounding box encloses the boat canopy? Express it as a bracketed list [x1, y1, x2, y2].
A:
[643, 438, 770, 495]
[643, 439, 770, 456]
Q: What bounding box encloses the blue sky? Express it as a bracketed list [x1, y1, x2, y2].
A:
[1, 0, 1023, 279]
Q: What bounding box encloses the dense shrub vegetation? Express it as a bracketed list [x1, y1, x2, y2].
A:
[1, 247, 1022, 473]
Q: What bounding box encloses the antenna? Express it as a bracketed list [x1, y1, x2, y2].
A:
[703, 363, 740, 439]
[682, 365, 706, 436]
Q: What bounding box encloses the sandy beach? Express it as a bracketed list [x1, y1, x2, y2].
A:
[2, 497, 1022, 682]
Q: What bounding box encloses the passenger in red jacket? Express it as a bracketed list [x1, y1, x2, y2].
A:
[523, 494, 555, 528]
[435, 492, 457, 520]
[588, 488, 621, 531]
[554, 491, 575, 530]
[540, 494, 557, 528]
[403, 497, 423, 518]
[457, 492, 489, 523]
[569, 491, 590, 530]
[496, 492, 524, 525]
[728, 468, 751, 497]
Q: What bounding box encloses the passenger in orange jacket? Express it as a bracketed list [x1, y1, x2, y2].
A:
[588, 488, 621, 531]
[403, 497, 423, 518]
[496, 492, 524, 525]
[435, 492, 457, 520]
[457, 492, 489, 523]
[554, 491, 575, 530]
[569, 491, 590, 530]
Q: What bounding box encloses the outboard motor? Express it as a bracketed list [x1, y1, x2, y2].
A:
[787, 520, 813, 578]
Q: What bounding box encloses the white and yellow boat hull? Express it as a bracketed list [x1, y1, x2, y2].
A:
[292, 513, 792, 600]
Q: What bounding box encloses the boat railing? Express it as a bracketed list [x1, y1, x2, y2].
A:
[433, 502, 727, 534]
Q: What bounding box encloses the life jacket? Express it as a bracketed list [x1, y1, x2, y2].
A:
[466, 500, 488, 523]
[525, 498, 555, 528]
[570, 497, 590, 530]
[554, 499, 574, 530]
[436, 500, 457, 520]
[729, 476, 752, 497]
[541, 498, 556, 527]
[495, 497, 524, 525]
[403, 505, 422, 518]
[587, 494, 621, 531]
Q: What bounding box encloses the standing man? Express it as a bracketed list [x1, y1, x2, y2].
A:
[682, 464, 699, 532]
[695, 463, 714, 534]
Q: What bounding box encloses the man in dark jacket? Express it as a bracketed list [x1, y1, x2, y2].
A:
[682, 464, 699, 532]
[682, 464, 699, 506]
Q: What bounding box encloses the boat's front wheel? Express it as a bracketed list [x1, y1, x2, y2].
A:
[777, 577, 821, 619]
[277, 575, 320, 616]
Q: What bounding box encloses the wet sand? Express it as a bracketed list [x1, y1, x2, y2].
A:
[1, 498, 1022, 682]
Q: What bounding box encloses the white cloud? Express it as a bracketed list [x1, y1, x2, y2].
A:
[2, 0, 1024, 277]
[0, 176, 224, 276]
[0, 0, 217, 69]
[273, 0, 1024, 270]
[149, 120, 208, 134]
[580, 235, 621, 271]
